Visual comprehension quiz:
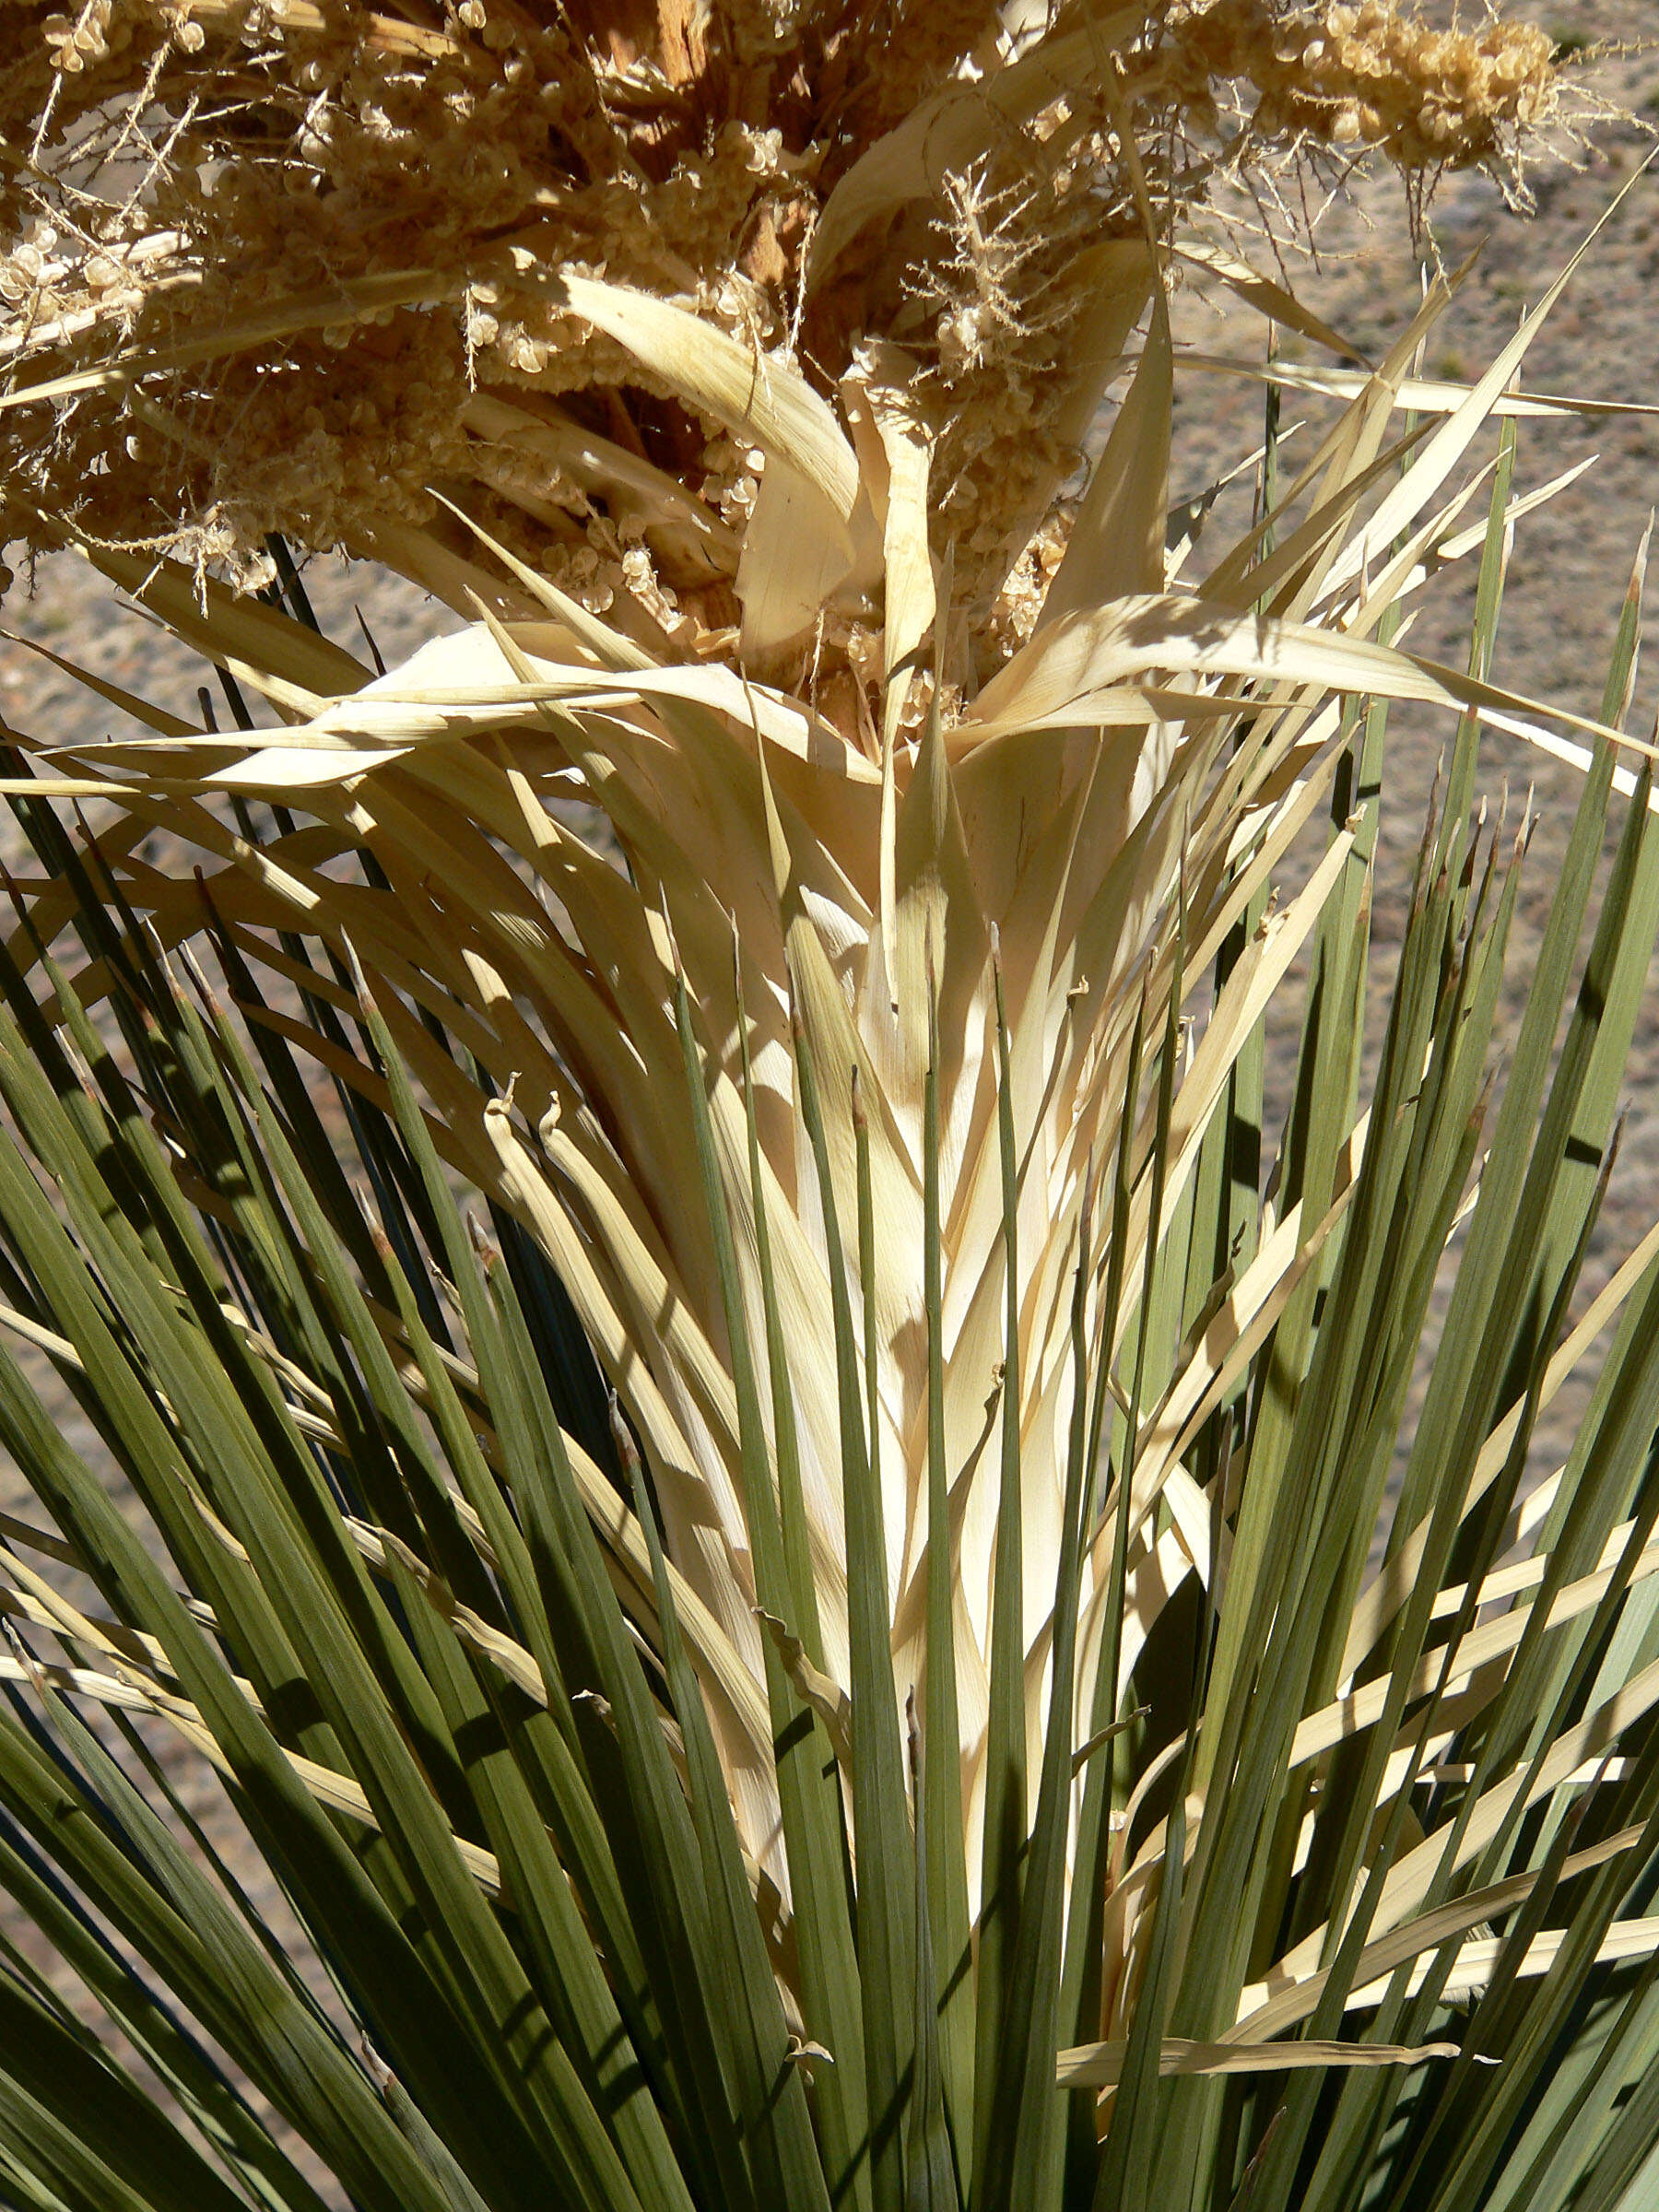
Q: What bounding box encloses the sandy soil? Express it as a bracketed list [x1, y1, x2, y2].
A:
[1156, 4, 1659, 1470]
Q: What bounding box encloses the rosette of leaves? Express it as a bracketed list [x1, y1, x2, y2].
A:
[0, 134, 1657, 2212]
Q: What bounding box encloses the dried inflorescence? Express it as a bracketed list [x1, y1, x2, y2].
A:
[1175, 0, 1559, 168]
[0, 0, 1573, 650]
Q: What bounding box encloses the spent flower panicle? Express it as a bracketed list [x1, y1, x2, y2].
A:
[0, 0, 1572, 667]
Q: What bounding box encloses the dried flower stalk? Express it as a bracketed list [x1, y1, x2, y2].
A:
[0, 0, 1573, 676]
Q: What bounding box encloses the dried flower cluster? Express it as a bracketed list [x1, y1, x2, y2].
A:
[1180, 0, 1559, 170]
[0, 0, 1569, 659]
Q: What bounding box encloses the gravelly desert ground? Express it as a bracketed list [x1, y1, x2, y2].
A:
[1160, 2, 1659, 1467]
[0, 0, 1653, 1916]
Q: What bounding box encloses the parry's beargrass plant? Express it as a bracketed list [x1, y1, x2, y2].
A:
[1, 4, 1659, 2210]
